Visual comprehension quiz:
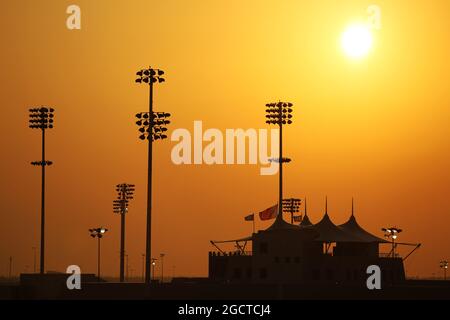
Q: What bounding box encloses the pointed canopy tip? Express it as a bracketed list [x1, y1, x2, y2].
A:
[339, 213, 388, 243]
[351, 197, 355, 217]
[300, 197, 312, 225]
[266, 215, 299, 231]
[299, 214, 313, 227]
[312, 210, 359, 242]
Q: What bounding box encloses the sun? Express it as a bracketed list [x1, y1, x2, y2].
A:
[341, 24, 373, 59]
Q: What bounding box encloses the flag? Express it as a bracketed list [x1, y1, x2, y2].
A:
[244, 213, 254, 221]
[259, 204, 278, 221]
[293, 215, 302, 222]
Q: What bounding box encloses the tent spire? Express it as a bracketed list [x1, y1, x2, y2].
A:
[351, 197, 354, 216]
[304, 197, 308, 217]
[325, 196, 328, 215]
[299, 197, 312, 226]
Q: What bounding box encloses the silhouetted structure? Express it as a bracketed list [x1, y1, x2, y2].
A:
[265, 102, 294, 218]
[440, 260, 448, 280]
[89, 227, 108, 281]
[209, 199, 417, 286]
[28, 107, 55, 274]
[382, 226, 402, 257]
[135, 67, 170, 285]
[113, 183, 135, 282]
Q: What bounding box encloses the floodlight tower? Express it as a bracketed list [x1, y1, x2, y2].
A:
[89, 227, 108, 281]
[265, 102, 294, 220]
[29, 106, 55, 274]
[440, 260, 448, 280]
[113, 183, 135, 282]
[282, 198, 301, 224]
[135, 67, 170, 285]
[382, 227, 402, 257]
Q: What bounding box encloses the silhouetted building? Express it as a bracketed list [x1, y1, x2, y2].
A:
[209, 207, 405, 286]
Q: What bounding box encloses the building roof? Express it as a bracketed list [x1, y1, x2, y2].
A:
[266, 214, 300, 231]
[312, 212, 361, 242]
[304, 197, 358, 242]
[338, 203, 388, 243]
[212, 199, 387, 245]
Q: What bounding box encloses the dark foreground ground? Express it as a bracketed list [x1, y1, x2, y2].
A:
[1, 276, 450, 300]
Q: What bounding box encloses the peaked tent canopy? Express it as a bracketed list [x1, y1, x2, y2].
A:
[312, 213, 361, 242]
[299, 214, 313, 227]
[299, 197, 313, 227]
[338, 214, 388, 243]
[266, 214, 300, 231]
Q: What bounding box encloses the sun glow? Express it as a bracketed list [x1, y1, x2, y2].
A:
[341, 24, 373, 59]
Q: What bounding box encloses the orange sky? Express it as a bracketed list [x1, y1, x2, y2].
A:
[0, 0, 449, 278]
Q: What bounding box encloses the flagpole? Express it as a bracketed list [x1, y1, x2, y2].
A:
[253, 214, 255, 234]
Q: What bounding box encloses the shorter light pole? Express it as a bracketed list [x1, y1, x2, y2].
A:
[113, 183, 135, 283]
[382, 227, 402, 257]
[89, 227, 108, 281]
[151, 258, 157, 282]
[160, 253, 165, 283]
[440, 260, 448, 280]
